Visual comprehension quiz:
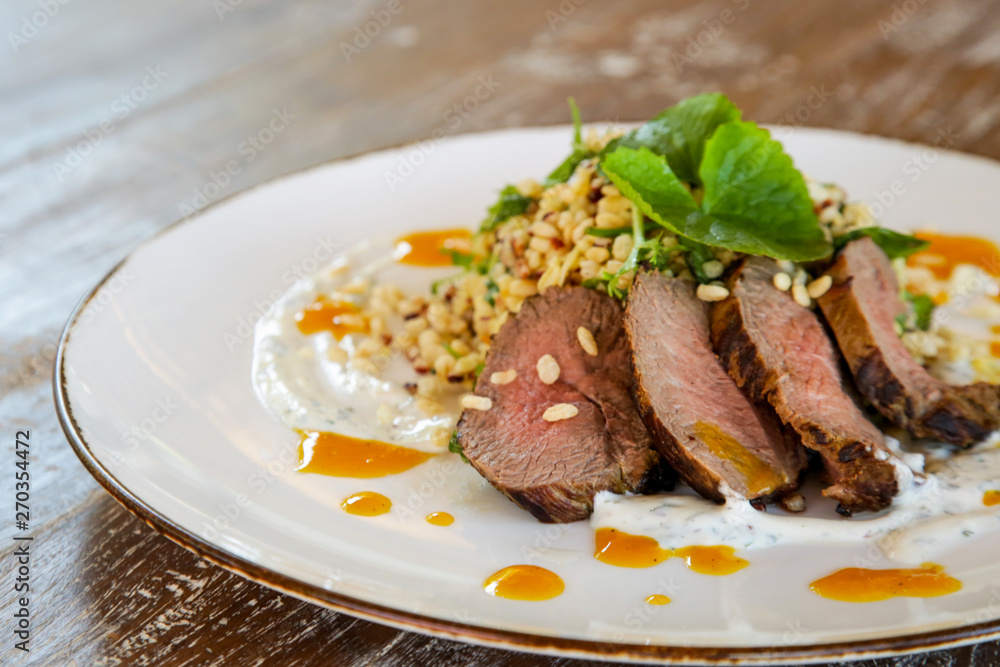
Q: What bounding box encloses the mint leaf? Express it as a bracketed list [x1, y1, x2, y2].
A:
[545, 97, 595, 186]
[603, 93, 741, 184]
[678, 237, 715, 284]
[698, 122, 831, 261]
[601, 147, 700, 229]
[448, 431, 468, 463]
[836, 228, 930, 259]
[481, 185, 531, 232]
[905, 291, 935, 331]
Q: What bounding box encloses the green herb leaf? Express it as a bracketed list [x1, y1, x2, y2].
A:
[545, 98, 595, 186]
[601, 147, 701, 230]
[906, 291, 936, 331]
[484, 277, 499, 307]
[678, 237, 715, 284]
[569, 96, 583, 145]
[835, 228, 930, 260]
[445, 249, 474, 270]
[698, 122, 832, 261]
[481, 185, 531, 232]
[448, 431, 468, 463]
[603, 93, 741, 184]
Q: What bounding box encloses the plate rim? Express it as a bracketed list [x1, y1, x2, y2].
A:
[53, 125, 1000, 664]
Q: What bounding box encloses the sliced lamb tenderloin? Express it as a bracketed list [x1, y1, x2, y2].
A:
[625, 270, 805, 503]
[818, 236, 1000, 446]
[711, 257, 900, 514]
[457, 286, 666, 523]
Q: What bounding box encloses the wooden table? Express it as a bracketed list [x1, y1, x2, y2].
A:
[4, 0, 1000, 663]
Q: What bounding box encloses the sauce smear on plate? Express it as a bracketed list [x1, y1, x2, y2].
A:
[984, 490, 1000, 507]
[341, 491, 392, 516]
[594, 528, 671, 568]
[645, 594, 671, 605]
[483, 565, 564, 601]
[295, 298, 367, 338]
[426, 511, 454, 526]
[810, 563, 962, 602]
[394, 228, 472, 267]
[908, 233, 1000, 281]
[674, 546, 749, 576]
[297, 431, 431, 478]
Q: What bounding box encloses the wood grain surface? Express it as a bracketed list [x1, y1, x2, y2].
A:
[3, 0, 1000, 664]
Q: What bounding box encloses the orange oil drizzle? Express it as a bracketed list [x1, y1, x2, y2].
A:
[341, 491, 391, 516]
[426, 511, 454, 526]
[645, 594, 671, 605]
[483, 565, 564, 601]
[674, 545, 750, 576]
[693, 421, 783, 497]
[594, 528, 748, 575]
[594, 528, 671, 568]
[991, 342, 1000, 358]
[810, 563, 962, 602]
[297, 431, 431, 478]
[908, 233, 1000, 281]
[984, 490, 1000, 507]
[295, 298, 367, 338]
[395, 228, 473, 267]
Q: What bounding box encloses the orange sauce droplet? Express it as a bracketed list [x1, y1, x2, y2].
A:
[341, 491, 391, 516]
[594, 528, 672, 568]
[295, 298, 367, 338]
[984, 490, 1000, 507]
[645, 594, 671, 605]
[395, 228, 473, 267]
[991, 342, 1000, 359]
[674, 545, 749, 576]
[992, 325, 1000, 335]
[483, 565, 564, 601]
[810, 563, 962, 602]
[908, 233, 1000, 281]
[426, 511, 454, 526]
[693, 421, 783, 496]
[297, 431, 431, 478]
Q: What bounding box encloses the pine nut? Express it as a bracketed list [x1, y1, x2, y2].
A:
[536, 354, 561, 384]
[696, 284, 730, 302]
[773, 272, 792, 291]
[461, 395, 493, 411]
[577, 326, 598, 356]
[543, 403, 579, 422]
[490, 369, 517, 385]
[807, 275, 833, 299]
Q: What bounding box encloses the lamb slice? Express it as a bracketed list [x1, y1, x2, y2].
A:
[625, 270, 805, 503]
[818, 236, 1000, 446]
[711, 257, 900, 514]
[457, 286, 665, 523]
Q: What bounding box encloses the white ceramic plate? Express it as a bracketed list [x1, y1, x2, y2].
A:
[57, 126, 1000, 664]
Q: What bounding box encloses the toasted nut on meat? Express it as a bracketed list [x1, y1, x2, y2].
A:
[807, 275, 833, 299]
[543, 403, 579, 422]
[773, 272, 792, 291]
[702, 260, 725, 280]
[490, 369, 518, 385]
[536, 354, 561, 384]
[576, 326, 598, 356]
[792, 284, 812, 308]
[696, 284, 730, 302]
[461, 395, 492, 411]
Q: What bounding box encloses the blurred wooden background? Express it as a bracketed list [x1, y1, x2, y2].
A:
[3, 0, 1000, 664]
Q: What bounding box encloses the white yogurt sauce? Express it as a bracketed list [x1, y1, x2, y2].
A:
[592, 437, 1000, 563]
[252, 237, 459, 454]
